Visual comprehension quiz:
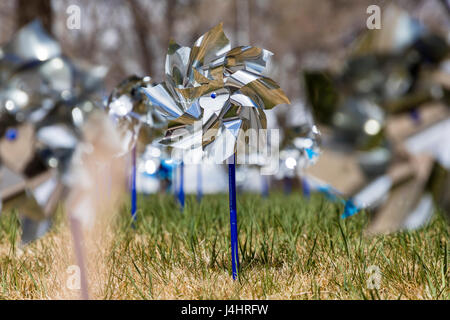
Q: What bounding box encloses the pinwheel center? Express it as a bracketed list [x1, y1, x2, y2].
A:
[5, 128, 18, 141]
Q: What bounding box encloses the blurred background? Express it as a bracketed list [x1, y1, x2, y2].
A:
[0, 0, 448, 95]
[0, 0, 449, 235]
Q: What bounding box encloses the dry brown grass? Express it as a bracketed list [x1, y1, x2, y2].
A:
[0, 193, 448, 299]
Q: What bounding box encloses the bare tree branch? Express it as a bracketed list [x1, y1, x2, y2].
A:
[16, 0, 53, 33]
[165, 0, 177, 47]
[127, 0, 153, 75]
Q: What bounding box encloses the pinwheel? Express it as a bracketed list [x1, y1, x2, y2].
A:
[106, 75, 167, 219]
[0, 20, 107, 243]
[0, 20, 116, 300]
[142, 23, 290, 279]
[274, 100, 321, 195]
[137, 141, 175, 194]
[303, 5, 450, 233]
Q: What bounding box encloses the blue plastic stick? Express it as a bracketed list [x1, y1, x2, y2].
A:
[228, 154, 239, 280]
[301, 177, 311, 199]
[173, 163, 177, 200]
[197, 163, 203, 202]
[178, 161, 185, 210]
[410, 109, 421, 124]
[262, 174, 269, 198]
[131, 145, 137, 221]
[283, 177, 292, 194]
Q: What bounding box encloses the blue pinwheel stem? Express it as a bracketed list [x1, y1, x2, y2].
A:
[197, 163, 203, 202]
[178, 160, 185, 210]
[410, 108, 421, 125]
[131, 145, 137, 222]
[228, 154, 239, 280]
[301, 176, 310, 199]
[262, 174, 269, 198]
[283, 177, 292, 194]
[172, 163, 177, 200]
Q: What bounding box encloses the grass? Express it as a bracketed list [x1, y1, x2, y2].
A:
[0, 192, 448, 299]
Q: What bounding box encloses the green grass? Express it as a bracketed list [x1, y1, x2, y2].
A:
[0, 193, 449, 299]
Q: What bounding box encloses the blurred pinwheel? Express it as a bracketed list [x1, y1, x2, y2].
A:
[0, 20, 108, 243]
[106, 75, 167, 156]
[303, 5, 450, 232]
[273, 100, 321, 195]
[142, 22, 289, 280]
[106, 75, 170, 219]
[0, 22, 127, 299]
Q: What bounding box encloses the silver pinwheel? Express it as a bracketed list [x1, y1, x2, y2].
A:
[142, 23, 290, 280]
[142, 23, 290, 163]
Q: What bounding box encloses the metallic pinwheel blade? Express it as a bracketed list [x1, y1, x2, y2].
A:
[239, 106, 267, 131]
[38, 57, 73, 92]
[1, 169, 61, 244]
[20, 216, 52, 245]
[0, 165, 26, 200]
[187, 22, 231, 81]
[160, 124, 203, 150]
[205, 120, 241, 163]
[0, 19, 110, 246]
[238, 76, 290, 110]
[223, 118, 243, 139]
[165, 40, 191, 88]
[141, 83, 185, 120]
[224, 46, 273, 75]
[151, 23, 290, 164]
[176, 79, 224, 101]
[0, 20, 61, 68]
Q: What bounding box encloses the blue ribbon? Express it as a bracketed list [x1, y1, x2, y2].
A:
[317, 185, 341, 202]
[304, 177, 362, 219]
[341, 199, 361, 219]
[306, 148, 318, 160]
